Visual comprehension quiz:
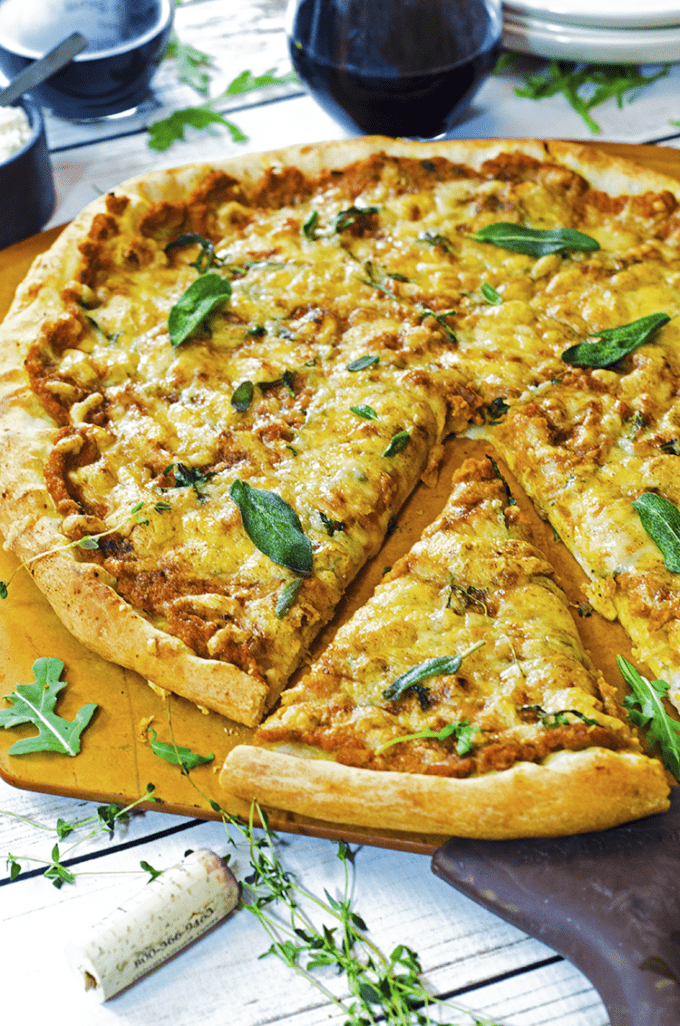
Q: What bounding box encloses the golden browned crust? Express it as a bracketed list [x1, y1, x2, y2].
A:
[221, 744, 670, 838]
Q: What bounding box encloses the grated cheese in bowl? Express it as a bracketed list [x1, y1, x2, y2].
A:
[0, 104, 31, 162]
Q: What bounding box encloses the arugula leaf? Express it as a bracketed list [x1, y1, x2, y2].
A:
[165, 32, 214, 95]
[383, 642, 485, 708]
[168, 272, 232, 347]
[515, 60, 669, 134]
[148, 107, 248, 151]
[0, 658, 97, 756]
[474, 223, 599, 256]
[518, 704, 599, 728]
[632, 492, 680, 572]
[230, 479, 313, 576]
[165, 233, 217, 273]
[275, 578, 303, 619]
[561, 312, 669, 368]
[148, 729, 214, 772]
[377, 718, 482, 756]
[618, 656, 680, 779]
[224, 68, 298, 96]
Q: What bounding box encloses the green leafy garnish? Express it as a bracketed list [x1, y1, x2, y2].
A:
[0, 658, 97, 757]
[418, 305, 457, 343]
[231, 380, 255, 412]
[148, 106, 248, 150]
[318, 511, 345, 537]
[474, 223, 599, 257]
[148, 729, 214, 773]
[165, 233, 217, 273]
[382, 641, 485, 709]
[230, 479, 313, 576]
[420, 231, 455, 254]
[632, 491, 680, 572]
[346, 354, 379, 372]
[275, 578, 303, 619]
[165, 462, 216, 499]
[561, 312, 670, 368]
[224, 68, 298, 96]
[480, 282, 503, 304]
[350, 404, 378, 420]
[486, 397, 510, 423]
[519, 704, 599, 728]
[332, 205, 379, 233]
[515, 60, 670, 134]
[165, 32, 214, 95]
[382, 430, 411, 458]
[168, 272, 232, 347]
[619, 656, 680, 779]
[302, 210, 320, 240]
[377, 718, 481, 756]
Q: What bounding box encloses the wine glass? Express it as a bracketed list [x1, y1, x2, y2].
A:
[286, 0, 502, 139]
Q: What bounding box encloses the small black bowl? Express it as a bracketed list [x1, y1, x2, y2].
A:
[0, 0, 174, 120]
[0, 96, 55, 249]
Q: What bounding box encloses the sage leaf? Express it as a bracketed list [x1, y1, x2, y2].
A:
[561, 312, 670, 368]
[231, 380, 255, 412]
[632, 491, 680, 572]
[0, 658, 97, 757]
[148, 729, 214, 773]
[481, 282, 503, 304]
[346, 354, 378, 372]
[275, 578, 303, 619]
[382, 430, 410, 457]
[230, 479, 313, 576]
[383, 641, 485, 705]
[350, 404, 378, 420]
[618, 655, 680, 779]
[168, 272, 231, 347]
[474, 223, 599, 256]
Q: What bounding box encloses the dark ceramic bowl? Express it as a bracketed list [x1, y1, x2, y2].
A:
[0, 96, 55, 249]
[0, 0, 174, 120]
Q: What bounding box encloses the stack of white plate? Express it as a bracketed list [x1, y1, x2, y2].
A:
[503, 0, 680, 62]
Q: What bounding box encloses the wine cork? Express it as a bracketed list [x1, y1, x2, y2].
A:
[65, 849, 239, 1001]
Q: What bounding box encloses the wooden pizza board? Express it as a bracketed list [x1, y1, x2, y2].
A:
[1, 142, 678, 854]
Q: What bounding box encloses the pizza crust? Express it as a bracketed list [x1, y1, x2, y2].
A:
[221, 744, 670, 838]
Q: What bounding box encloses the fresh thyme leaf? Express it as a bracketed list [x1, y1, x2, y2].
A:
[44, 843, 76, 888]
[231, 379, 255, 412]
[77, 535, 100, 550]
[275, 578, 303, 619]
[418, 305, 457, 342]
[481, 282, 503, 304]
[515, 60, 670, 134]
[302, 210, 320, 240]
[632, 491, 680, 572]
[474, 222, 599, 256]
[0, 580, 7, 600]
[230, 479, 313, 576]
[0, 658, 97, 757]
[165, 233, 217, 273]
[619, 656, 680, 779]
[419, 230, 455, 253]
[148, 106, 248, 151]
[561, 312, 670, 368]
[486, 397, 510, 423]
[518, 704, 599, 728]
[140, 859, 164, 881]
[166, 462, 216, 497]
[382, 430, 410, 457]
[346, 354, 378, 372]
[350, 404, 378, 420]
[168, 272, 232, 347]
[383, 642, 485, 706]
[148, 728, 214, 773]
[318, 511, 345, 536]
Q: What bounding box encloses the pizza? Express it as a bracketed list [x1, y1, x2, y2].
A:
[223, 456, 669, 837]
[0, 136, 679, 835]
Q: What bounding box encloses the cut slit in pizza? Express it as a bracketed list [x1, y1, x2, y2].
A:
[222, 457, 670, 838]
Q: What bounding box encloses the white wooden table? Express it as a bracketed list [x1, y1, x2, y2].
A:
[3, 2, 680, 1023]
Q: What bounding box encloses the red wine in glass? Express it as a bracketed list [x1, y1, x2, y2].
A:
[287, 0, 502, 139]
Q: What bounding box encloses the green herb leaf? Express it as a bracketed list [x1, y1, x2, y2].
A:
[332, 205, 379, 232]
[619, 656, 680, 779]
[0, 580, 7, 600]
[166, 462, 216, 497]
[419, 230, 455, 253]
[169, 273, 232, 347]
[148, 729, 214, 773]
[148, 107, 248, 151]
[474, 223, 599, 256]
[230, 479, 313, 576]
[519, 704, 599, 728]
[0, 658, 97, 757]
[481, 282, 503, 304]
[231, 380, 255, 412]
[383, 642, 485, 706]
[224, 68, 298, 96]
[302, 210, 320, 240]
[165, 32, 214, 95]
[77, 536, 100, 550]
[318, 511, 345, 537]
[486, 397, 510, 423]
[382, 430, 410, 457]
[346, 354, 378, 372]
[632, 491, 680, 572]
[377, 718, 482, 756]
[275, 578, 303, 619]
[350, 404, 378, 420]
[140, 859, 164, 881]
[561, 312, 670, 368]
[165, 233, 216, 273]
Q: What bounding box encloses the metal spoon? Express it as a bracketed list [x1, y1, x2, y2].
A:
[0, 32, 87, 107]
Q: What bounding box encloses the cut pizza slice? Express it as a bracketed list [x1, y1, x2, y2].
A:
[221, 456, 670, 838]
